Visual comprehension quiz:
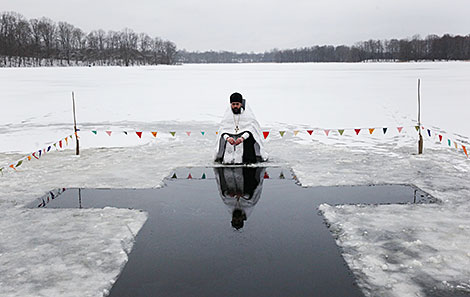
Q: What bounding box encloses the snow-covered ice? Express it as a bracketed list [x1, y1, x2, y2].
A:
[0, 62, 469, 297]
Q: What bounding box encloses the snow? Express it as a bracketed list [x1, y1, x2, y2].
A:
[0, 62, 470, 297]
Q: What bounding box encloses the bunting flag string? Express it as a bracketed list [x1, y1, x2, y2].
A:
[82, 125, 468, 159]
[1, 133, 76, 173]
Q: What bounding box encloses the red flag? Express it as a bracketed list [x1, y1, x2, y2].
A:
[9, 164, 16, 170]
[32, 152, 39, 159]
[307, 130, 313, 135]
[187, 173, 192, 179]
[438, 135, 443, 142]
[264, 172, 270, 179]
[355, 129, 361, 135]
[186, 131, 191, 136]
[324, 129, 330, 136]
[136, 132, 142, 138]
[59, 140, 62, 148]
[397, 127, 403, 133]
[263, 131, 269, 139]
[463, 145, 468, 157]
[106, 131, 112, 136]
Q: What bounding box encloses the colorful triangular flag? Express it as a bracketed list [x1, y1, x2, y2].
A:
[279, 131, 286, 137]
[32, 152, 39, 159]
[9, 164, 16, 170]
[463, 145, 468, 157]
[59, 141, 62, 148]
[170, 132, 176, 137]
[293, 130, 300, 136]
[397, 127, 403, 133]
[201, 131, 205, 136]
[47, 146, 51, 152]
[27, 156, 31, 161]
[263, 131, 269, 139]
[324, 129, 330, 136]
[448, 139, 451, 147]
[136, 132, 143, 138]
[454, 141, 458, 149]
[91, 130, 97, 135]
[383, 128, 388, 135]
[106, 131, 112, 136]
[438, 135, 443, 142]
[427, 129, 431, 137]
[201, 173, 206, 179]
[151, 132, 157, 138]
[65, 137, 68, 145]
[307, 130, 313, 135]
[171, 173, 177, 179]
[369, 128, 375, 135]
[415, 126, 419, 132]
[338, 129, 345, 135]
[186, 132, 191, 136]
[279, 172, 285, 179]
[187, 173, 192, 179]
[16, 160, 23, 167]
[354, 129, 361, 135]
[123, 131, 128, 135]
[264, 172, 270, 179]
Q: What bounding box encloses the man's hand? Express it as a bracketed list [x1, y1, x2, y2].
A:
[235, 137, 244, 145]
[227, 137, 236, 145]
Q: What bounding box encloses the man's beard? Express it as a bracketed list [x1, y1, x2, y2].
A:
[232, 107, 241, 114]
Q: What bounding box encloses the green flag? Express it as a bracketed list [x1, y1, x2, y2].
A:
[91, 130, 97, 135]
[201, 131, 205, 136]
[170, 132, 176, 137]
[201, 173, 206, 179]
[16, 160, 23, 167]
[279, 131, 286, 137]
[338, 129, 345, 135]
[448, 139, 451, 147]
[415, 126, 419, 132]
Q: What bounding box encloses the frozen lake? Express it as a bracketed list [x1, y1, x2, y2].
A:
[0, 62, 469, 297]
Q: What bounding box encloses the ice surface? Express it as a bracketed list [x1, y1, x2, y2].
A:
[0, 63, 469, 297]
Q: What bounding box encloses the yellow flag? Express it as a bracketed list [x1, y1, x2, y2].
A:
[369, 128, 375, 135]
[293, 130, 299, 136]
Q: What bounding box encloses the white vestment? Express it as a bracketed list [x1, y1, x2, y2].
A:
[214, 104, 268, 164]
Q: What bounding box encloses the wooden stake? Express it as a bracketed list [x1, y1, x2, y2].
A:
[417, 79, 423, 154]
[72, 92, 80, 155]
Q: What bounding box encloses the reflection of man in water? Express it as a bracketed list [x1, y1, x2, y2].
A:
[214, 167, 265, 230]
[214, 93, 268, 164]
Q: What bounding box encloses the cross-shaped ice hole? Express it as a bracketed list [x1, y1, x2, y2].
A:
[29, 167, 435, 297]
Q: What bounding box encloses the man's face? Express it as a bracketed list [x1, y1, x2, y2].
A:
[231, 102, 242, 114]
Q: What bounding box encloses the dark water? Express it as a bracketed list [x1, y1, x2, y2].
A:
[28, 167, 435, 297]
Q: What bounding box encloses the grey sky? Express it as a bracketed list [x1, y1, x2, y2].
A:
[1, 0, 469, 52]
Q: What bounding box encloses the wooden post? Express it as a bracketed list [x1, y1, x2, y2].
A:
[72, 92, 80, 155]
[417, 79, 423, 154]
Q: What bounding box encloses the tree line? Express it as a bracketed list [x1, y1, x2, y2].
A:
[0, 11, 177, 67]
[178, 34, 470, 63]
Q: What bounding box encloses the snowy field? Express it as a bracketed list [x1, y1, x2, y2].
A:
[0, 62, 469, 297]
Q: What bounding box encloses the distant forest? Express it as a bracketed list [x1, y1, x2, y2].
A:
[0, 11, 177, 67]
[1, 11, 469, 67]
[179, 34, 470, 63]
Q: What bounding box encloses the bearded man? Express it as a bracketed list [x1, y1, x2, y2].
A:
[214, 92, 268, 164]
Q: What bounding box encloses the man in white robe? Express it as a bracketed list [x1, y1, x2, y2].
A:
[214, 92, 268, 164]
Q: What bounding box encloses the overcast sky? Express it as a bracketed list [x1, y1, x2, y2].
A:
[1, 0, 469, 52]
